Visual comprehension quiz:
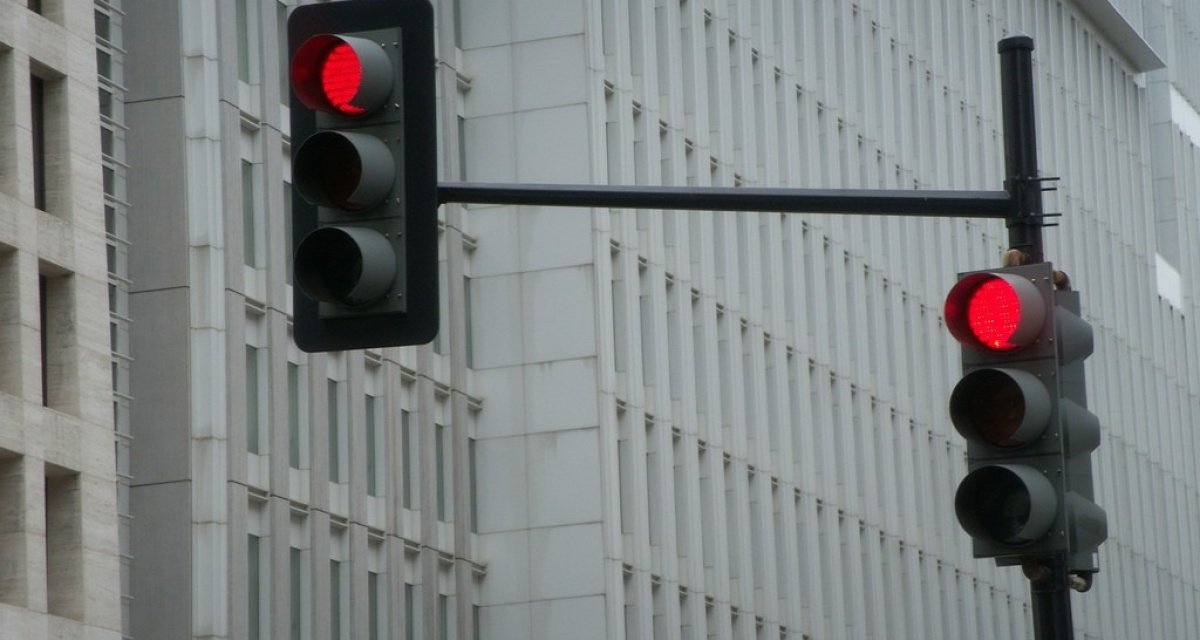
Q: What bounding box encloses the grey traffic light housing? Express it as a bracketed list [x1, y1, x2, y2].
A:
[288, 0, 437, 352]
[945, 263, 1106, 573]
[1052, 288, 1107, 573]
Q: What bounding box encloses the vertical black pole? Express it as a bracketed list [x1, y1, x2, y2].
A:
[1028, 555, 1075, 640]
[1000, 34, 1073, 639]
[998, 33, 1045, 264]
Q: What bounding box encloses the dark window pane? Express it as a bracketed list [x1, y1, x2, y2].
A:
[94, 9, 110, 41]
[31, 76, 46, 211]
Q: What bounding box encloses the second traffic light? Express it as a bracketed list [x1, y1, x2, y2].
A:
[944, 263, 1106, 573]
[288, 0, 438, 352]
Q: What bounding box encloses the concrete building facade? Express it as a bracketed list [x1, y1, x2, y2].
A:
[95, 0, 1200, 639]
[0, 0, 124, 638]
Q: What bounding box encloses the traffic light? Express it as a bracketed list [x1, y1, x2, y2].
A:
[944, 263, 1106, 573]
[288, 0, 437, 352]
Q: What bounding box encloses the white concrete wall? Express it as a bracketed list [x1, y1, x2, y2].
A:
[0, 0, 122, 638]
[455, 0, 1200, 638]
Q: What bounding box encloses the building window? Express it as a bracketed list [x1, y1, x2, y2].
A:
[288, 360, 307, 468]
[45, 465, 82, 620]
[368, 542, 387, 640]
[463, 275, 474, 367]
[468, 437, 478, 533]
[330, 558, 346, 640]
[38, 268, 73, 411]
[242, 160, 260, 267]
[369, 571, 382, 640]
[0, 453, 21, 606]
[247, 344, 262, 454]
[30, 75, 46, 211]
[327, 355, 346, 484]
[623, 571, 637, 639]
[724, 459, 740, 579]
[248, 534, 264, 640]
[246, 313, 268, 456]
[94, 7, 110, 41]
[665, 280, 683, 402]
[25, 68, 65, 214]
[277, 1, 290, 101]
[456, 114, 467, 179]
[0, 251, 16, 397]
[436, 423, 452, 521]
[652, 581, 665, 640]
[617, 408, 633, 534]
[611, 248, 627, 373]
[283, 179, 293, 284]
[38, 274, 49, 405]
[365, 393, 381, 496]
[99, 84, 114, 120]
[402, 409, 418, 509]
[290, 547, 304, 640]
[433, 260, 448, 354]
[698, 445, 714, 567]
[679, 590, 691, 640]
[288, 513, 310, 640]
[235, 0, 257, 84]
[404, 582, 419, 640]
[672, 434, 689, 558]
[646, 417, 662, 545]
[365, 364, 384, 497]
[438, 594, 449, 640]
[328, 377, 344, 483]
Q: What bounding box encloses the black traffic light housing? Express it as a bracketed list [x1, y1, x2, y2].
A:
[288, 0, 437, 352]
[945, 263, 1106, 573]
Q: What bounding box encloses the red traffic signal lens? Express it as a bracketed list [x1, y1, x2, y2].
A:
[945, 272, 1046, 352]
[321, 42, 365, 115]
[292, 35, 392, 116]
[967, 278, 1021, 350]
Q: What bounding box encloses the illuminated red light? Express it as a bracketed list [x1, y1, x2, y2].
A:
[292, 34, 390, 117]
[945, 271, 1045, 353]
[966, 278, 1022, 351]
[320, 42, 365, 116]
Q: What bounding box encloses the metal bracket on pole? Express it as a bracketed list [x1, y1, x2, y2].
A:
[1023, 555, 1076, 640]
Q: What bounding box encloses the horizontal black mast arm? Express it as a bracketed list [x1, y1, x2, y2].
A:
[438, 182, 1013, 218]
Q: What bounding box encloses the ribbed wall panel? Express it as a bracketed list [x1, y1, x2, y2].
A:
[456, 0, 1200, 638]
